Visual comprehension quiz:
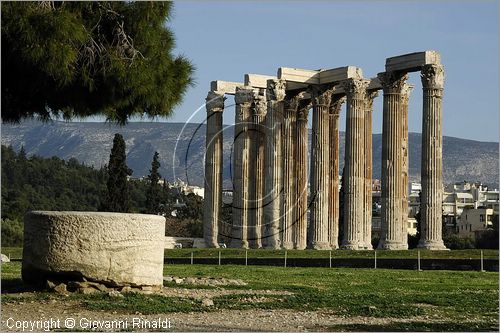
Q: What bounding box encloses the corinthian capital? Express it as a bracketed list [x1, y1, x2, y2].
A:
[206, 91, 225, 112]
[365, 90, 379, 110]
[421, 64, 444, 89]
[400, 84, 414, 104]
[341, 78, 369, 98]
[235, 87, 257, 105]
[266, 79, 286, 102]
[284, 91, 307, 111]
[254, 92, 267, 116]
[377, 71, 408, 94]
[311, 86, 334, 107]
[329, 96, 346, 116]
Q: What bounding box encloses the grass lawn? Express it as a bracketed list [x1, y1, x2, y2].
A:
[3, 247, 498, 260]
[164, 248, 499, 259]
[1, 261, 498, 331]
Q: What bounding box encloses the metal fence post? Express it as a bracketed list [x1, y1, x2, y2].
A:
[218, 251, 221, 266]
[245, 250, 248, 266]
[284, 250, 287, 268]
[329, 250, 332, 268]
[481, 250, 485, 272]
[417, 250, 422, 271]
[374, 250, 377, 269]
[191, 252, 193, 265]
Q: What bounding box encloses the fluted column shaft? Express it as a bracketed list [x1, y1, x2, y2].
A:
[341, 79, 368, 250]
[281, 95, 300, 249]
[249, 92, 267, 249]
[203, 91, 225, 248]
[328, 96, 345, 249]
[264, 79, 286, 249]
[231, 87, 255, 249]
[309, 88, 333, 250]
[363, 91, 378, 250]
[377, 72, 408, 250]
[295, 104, 310, 250]
[418, 64, 447, 250]
[400, 84, 413, 249]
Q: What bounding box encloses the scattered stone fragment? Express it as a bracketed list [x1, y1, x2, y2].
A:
[79, 287, 98, 295]
[46, 280, 56, 290]
[53, 283, 67, 295]
[201, 298, 214, 307]
[108, 290, 124, 298]
[120, 286, 133, 293]
[1, 253, 10, 263]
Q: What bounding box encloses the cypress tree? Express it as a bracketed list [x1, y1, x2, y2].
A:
[103, 133, 131, 212]
[146, 151, 161, 214]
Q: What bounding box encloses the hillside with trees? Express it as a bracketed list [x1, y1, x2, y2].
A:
[1, 145, 203, 246]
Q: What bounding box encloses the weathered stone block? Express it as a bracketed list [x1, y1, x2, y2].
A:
[210, 80, 243, 95]
[244, 74, 276, 88]
[385, 50, 441, 72]
[22, 211, 165, 287]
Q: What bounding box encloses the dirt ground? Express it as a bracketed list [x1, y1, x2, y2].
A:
[0, 288, 458, 332]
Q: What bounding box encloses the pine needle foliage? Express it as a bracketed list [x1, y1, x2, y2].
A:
[1, 1, 194, 124]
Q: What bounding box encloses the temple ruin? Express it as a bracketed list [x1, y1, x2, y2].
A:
[203, 51, 447, 250]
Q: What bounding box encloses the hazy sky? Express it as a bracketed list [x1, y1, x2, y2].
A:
[153, 1, 499, 142]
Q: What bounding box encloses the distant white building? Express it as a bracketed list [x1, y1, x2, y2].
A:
[457, 207, 495, 238]
[169, 178, 204, 198]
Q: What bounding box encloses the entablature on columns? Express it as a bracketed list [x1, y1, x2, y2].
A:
[385, 50, 441, 73]
[277, 66, 363, 91]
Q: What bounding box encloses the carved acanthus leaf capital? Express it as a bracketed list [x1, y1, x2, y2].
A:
[311, 86, 334, 107]
[329, 96, 346, 115]
[235, 87, 257, 105]
[266, 79, 286, 102]
[206, 91, 225, 112]
[284, 91, 307, 111]
[297, 100, 312, 121]
[377, 71, 408, 93]
[254, 92, 267, 116]
[421, 64, 444, 89]
[365, 90, 379, 110]
[400, 84, 414, 104]
[341, 78, 369, 98]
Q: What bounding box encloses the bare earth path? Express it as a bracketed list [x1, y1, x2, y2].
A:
[1, 298, 453, 332]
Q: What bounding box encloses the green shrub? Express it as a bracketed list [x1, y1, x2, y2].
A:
[443, 234, 475, 250]
[1, 218, 23, 247]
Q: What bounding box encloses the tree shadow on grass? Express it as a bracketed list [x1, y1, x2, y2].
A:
[1, 278, 40, 294]
[325, 321, 498, 332]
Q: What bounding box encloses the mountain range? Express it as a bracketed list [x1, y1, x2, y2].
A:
[1, 120, 498, 188]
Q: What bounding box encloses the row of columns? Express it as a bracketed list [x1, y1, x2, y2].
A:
[203, 64, 446, 250]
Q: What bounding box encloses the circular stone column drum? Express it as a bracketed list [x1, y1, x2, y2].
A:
[22, 211, 166, 287]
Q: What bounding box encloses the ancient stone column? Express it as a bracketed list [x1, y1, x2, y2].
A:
[203, 91, 225, 248]
[263, 79, 286, 249]
[377, 72, 408, 250]
[400, 84, 413, 249]
[341, 79, 368, 250]
[363, 91, 379, 250]
[328, 95, 346, 249]
[231, 87, 255, 249]
[295, 100, 311, 250]
[418, 64, 447, 250]
[249, 90, 267, 249]
[281, 93, 303, 249]
[309, 87, 333, 250]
